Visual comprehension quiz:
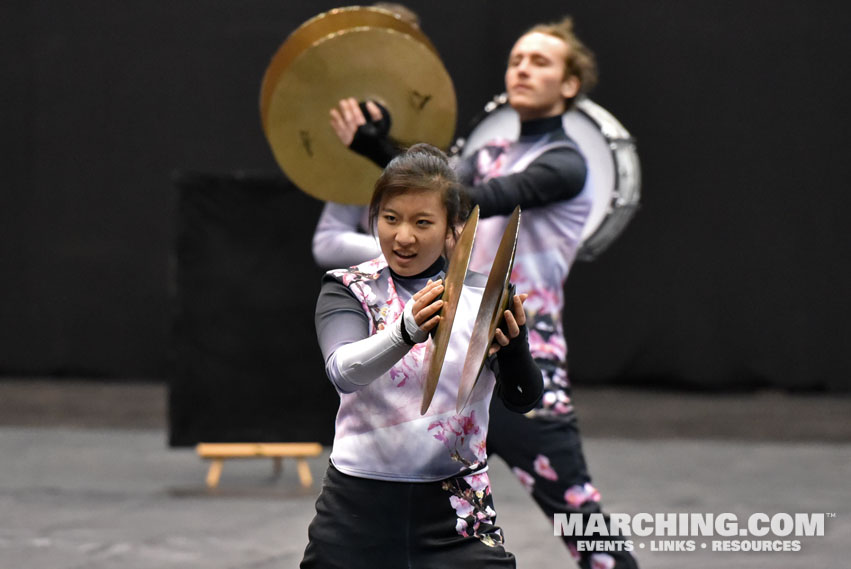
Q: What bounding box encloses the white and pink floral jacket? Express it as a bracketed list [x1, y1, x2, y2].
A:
[326, 258, 495, 482]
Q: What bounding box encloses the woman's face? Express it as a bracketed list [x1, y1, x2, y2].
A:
[377, 188, 449, 276]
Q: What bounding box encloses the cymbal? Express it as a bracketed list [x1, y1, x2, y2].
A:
[261, 10, 456, 204]
[421, 206, 479, 415]
[456, 206, 521, 413]
[259, 6, 437, 129]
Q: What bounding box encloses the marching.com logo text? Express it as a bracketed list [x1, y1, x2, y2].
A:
[553, 512, 831, 553]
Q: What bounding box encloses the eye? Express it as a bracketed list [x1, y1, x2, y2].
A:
[417, 219, 433, 227]
[383, 214, 397, 223]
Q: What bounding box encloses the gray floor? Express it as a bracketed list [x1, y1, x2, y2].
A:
[1, 381, 849, 568]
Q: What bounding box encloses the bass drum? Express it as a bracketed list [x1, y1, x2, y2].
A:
[456, 95, 641, 261]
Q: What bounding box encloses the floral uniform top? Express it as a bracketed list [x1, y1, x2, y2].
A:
[460, 117, 592, 416]
[318, 258, 496, 482]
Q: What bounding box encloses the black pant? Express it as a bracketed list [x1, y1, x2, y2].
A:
[488, 396, 639, 569]
[301, 464, 517, 569]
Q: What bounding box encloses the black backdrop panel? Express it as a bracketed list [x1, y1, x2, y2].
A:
[170, 172, 334, 446]
[560, 0, 851, 392]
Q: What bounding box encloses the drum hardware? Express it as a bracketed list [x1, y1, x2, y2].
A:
[448, 93, 509, 157]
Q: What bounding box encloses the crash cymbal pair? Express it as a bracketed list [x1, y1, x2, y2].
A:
[260, 6, 457, 205]
[421, 206, 522, 415]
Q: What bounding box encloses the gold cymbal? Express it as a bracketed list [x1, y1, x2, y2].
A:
[261, 10, 456, 204]
[421, 206, 479, 416]
[259, 6, 437, 129]
[457, 206, 521, 413]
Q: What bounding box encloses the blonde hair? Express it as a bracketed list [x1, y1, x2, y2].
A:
[527, 16, 598, 97]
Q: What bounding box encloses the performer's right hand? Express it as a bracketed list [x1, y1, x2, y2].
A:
[411, 279, 444, 333]
[329, 97, 384, 147]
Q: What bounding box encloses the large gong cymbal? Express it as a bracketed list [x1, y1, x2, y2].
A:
[421, 206, 479, 416]
[457, 206, 521, 413]
[259, 6, 437, 128]
[262, 19, 456, 204]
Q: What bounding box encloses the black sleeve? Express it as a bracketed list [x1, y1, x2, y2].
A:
[348, 101, 403, 168]
[465, 147, 587, 218]
[492, 324, 544, 413]
[349, 130, 401, 168]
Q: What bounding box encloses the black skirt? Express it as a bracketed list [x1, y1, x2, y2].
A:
[300, 463, 516, 569]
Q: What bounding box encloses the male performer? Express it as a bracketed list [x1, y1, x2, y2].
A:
[316, 17, 638, 569]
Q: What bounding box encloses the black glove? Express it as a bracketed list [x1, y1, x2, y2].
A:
[493, 283, 543, 412]
[349, 101, 400, 168]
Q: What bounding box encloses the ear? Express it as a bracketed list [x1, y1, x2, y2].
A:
[443, 237, 455, 260]
[444, 225, 456, 244]
[561, 75, 580, 99]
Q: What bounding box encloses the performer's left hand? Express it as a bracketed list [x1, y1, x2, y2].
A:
[489, 293, 528, 356]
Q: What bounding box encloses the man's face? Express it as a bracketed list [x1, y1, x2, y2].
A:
[504, 32, 578, 121]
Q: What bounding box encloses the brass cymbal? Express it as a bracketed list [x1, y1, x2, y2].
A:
[456, 206, 521, 413]
[421, 206, 479, 416]
[261, 11, 456, 204]
[259, 6, 437, 129]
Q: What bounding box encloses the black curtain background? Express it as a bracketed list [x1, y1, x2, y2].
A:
[1, 1, 849, 445]
[170, 171, 334, 445]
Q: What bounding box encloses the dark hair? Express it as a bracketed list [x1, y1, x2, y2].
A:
[526, 16, 598, 103]
[368, 143, 469, 240]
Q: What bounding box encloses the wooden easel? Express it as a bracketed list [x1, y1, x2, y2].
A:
[196, 442, 323, 489]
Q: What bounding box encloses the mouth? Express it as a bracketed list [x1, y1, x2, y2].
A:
[394, 250, 417, 261]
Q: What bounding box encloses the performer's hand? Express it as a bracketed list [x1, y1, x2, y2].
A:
[411, 278, 444, 333]
[489, 293, 528, 356]
[329, 98, 384, 147]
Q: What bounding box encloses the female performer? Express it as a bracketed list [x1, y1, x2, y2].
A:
[301, 143, 543, 568]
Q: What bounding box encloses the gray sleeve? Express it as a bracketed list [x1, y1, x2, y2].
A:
[315, 276, 370, 363]
[312, 203, 381, 269]
[315, 276, 427, 393]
